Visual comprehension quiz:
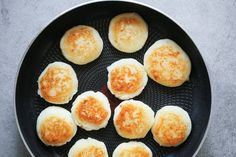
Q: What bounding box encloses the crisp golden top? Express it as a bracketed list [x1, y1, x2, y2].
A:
[118, 146, 150, 157]
[109, 13, 148, 53]
[39, 116, 74, 145]
[75, 96, 108, 125]
[64, 26, 97, 54]
[110, 64, 143, 94]
[61, 26, 101, 64]
[115, 103, 148, 137]
[39, 67, 74, 103]
[147, 45, 190, 87]
[152, 112, 187, 146]
[73, 146, 106, 157]
[113, 16, 143, 44]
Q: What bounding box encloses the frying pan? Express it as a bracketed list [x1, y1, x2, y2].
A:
[15, 0, 211, 156]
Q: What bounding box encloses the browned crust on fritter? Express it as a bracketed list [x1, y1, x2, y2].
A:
[62, 26, 99, 58]
[152, 113, 187, 146]
[115, 103, 148, 137]
[113, 16, 143, 43]
[39, 116, 73, 145]
[75, 96, 108, 125]
[74, 145, 106, 157]
[39, 67, 74, 103]
[147, 45, 189, 86]
[110, 65, 143, 94]
[119, 146, 150, 157]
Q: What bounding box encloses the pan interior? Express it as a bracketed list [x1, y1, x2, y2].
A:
[15, 1, 211, 157]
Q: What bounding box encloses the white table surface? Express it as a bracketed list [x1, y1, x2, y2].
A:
[0, 0, 236, 156]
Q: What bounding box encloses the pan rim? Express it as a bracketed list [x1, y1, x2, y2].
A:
[14, 0, 212, 156]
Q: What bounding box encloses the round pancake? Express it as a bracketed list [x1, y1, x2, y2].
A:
[36, 106, 77, 146]
[37, 62, 78, 104]
[60, 25, 103, 65]
[151, 106, 192, 147]
[108, 12, 148, 53]
[71, 91, 111, 131]
[68, 138, 108, 157]
[112, 141, 152, 157]
[144, 39, 191, 87]
[107, 58, 148, 100]
[113, 100, 154, 139]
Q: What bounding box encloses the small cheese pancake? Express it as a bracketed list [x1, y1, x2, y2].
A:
[60, 25, 103, 65]
[108, 13, 148, 53]
[107, 58, 148, 100]
[68, 138, 108, 157]
[112, 141, 152, 157]
[144, 39, 191, 87]
[113, 100, 154, 139]
[36, 106, 77, 146]
[151, 106, 192, 147]
[71, 91, 111, 131]
[38, 62, 78, 104]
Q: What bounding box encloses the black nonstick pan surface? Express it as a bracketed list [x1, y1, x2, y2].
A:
[15, 1, 211, 156]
